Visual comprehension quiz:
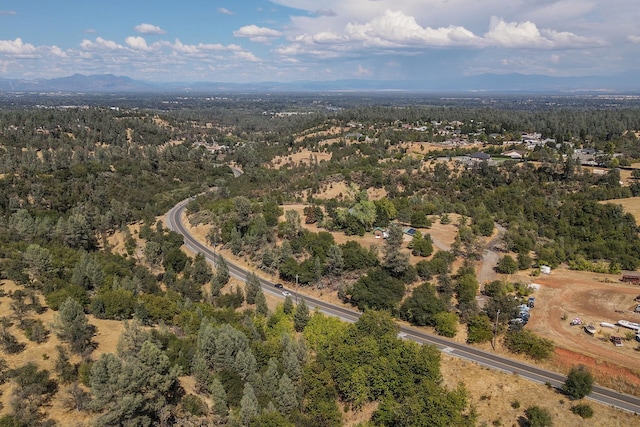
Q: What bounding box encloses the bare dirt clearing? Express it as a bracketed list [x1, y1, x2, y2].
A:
[509, 268, 640, 392]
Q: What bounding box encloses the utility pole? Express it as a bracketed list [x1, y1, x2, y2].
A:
[492, 309, 500, 350]
[295, 274, 299, 304]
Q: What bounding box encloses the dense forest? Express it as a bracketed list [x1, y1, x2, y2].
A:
[0, 94, 639, 425]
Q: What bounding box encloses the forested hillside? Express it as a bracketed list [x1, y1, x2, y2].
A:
[0, 94, 639, 426]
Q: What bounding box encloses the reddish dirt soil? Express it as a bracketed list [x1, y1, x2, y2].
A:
[509, 268, 640, 392]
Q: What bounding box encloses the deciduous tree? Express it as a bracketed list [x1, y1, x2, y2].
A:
[563, 365, 594, 400]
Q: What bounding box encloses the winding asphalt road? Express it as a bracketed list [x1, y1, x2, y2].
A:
[166, 198, 640, 414]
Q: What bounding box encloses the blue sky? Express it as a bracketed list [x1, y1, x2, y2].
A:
[0, 0, 639, 84]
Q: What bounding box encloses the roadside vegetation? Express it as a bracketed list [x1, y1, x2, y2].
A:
[0, 94, 639, 425]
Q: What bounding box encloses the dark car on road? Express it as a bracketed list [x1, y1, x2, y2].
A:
[274, 283, 284, 289]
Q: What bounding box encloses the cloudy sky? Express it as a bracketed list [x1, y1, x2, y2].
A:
[0, 0, 638, 83]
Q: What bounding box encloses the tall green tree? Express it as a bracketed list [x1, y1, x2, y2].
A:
[239, 383, 259, 426]
[71, 251, 104, 290]
[283, 295, 294, 315]
[260, 358, 280, 399]
[496, 255, 518, 274]
[294, 298, 310, 332]
[325, 244, 344, 277]
[399, 283, 446, 327]
[23, 244, 53, 284]
[276, 373, 298, 414]
[211, 257, 230, 297]
[255, 290, 269, 316]
[350, 267, 405, 311]
[409, 231, 434, 257]
[52, 297, 95, 354]
[466, 315, 494, 344]
[245, 272, 261, 305]
[191, 253, 213, 285]
[563, 365, 594, 400]
[208, 377, 228, 417]
[382, 223, 410, 276]
[90, 340, 181, 427]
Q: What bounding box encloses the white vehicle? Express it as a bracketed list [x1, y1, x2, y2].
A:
[617, 320, 640, 331]
[570, 318, 582, 326]
[282, 291, 292, 297]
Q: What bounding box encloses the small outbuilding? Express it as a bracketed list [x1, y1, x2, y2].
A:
[373, 227, 388, 239]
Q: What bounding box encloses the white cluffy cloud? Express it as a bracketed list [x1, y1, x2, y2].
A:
[233, 25, 282, 43]
[125, 36, 151, 51]
[218, 8, 233, 15]
[275, 9, 604, 60]
[345, 10, 477, 47]
[134, 23, 166, 35]
[80, 37, 123, 50]
[0, 38, 36, 55]
[484, 16, 599, 48]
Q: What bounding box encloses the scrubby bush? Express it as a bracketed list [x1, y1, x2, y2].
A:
[503, 329, 554, 361]
[571, 403, 594, 419]
[524, 406, 553, 426]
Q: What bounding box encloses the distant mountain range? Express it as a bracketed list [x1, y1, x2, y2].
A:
[0, 72, 638, 94]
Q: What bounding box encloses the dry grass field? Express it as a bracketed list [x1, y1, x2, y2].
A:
[0, 280, 125, 426]
[270, 148, 333, 170]
[605, 196, 640, 225]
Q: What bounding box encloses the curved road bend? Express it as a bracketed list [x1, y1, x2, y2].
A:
[166, 199, 640, 414]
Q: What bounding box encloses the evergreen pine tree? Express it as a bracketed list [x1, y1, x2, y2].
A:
[293, 299, 310, 332]
[208, 377, 228, 417]
[276, 373, 298, 414]
[53, 297, 95, 354]
[255, 290, 269, 316]
[245, 272, 261, 305]
[283, 296, 294, 314]
[239, 383, 259, 426]
[191, 253, 213, 284]
[260, 358, 280, 398]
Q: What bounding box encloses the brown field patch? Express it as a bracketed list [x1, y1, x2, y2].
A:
[294, 126, 346, 143]
[270, 148, 332, 170]
[309, 183, 386, 202]
[0, 279, 125, 426]
[398, 141, 479, 156]
[605, 196, 640, 225]
[441, 354, 638, 427]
